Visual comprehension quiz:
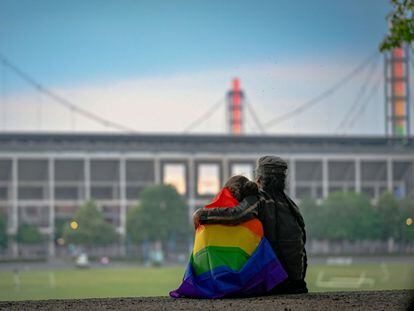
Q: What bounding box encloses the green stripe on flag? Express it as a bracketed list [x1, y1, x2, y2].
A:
[191, 246, 250, 276]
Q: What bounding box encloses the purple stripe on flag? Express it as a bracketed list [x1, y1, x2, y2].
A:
[170, 238, 288, 299]
[241, 258, 289, 296]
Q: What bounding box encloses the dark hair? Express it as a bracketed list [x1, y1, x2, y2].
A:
[224, 175, 258, 202]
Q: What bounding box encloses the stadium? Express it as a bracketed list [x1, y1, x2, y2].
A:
[0, 25, 412, 260]
[0, 132, 413, 258]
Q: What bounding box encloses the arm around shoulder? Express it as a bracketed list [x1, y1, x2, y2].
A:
[195, 195, 260, 226]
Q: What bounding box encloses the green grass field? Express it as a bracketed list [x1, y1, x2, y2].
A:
[0, 263, 413, 301]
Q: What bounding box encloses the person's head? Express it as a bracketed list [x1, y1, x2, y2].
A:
[224, 175, 258, 202]
[255, 155, 288, 191]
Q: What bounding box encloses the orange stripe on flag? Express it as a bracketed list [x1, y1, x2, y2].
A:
[240, 219, 264, 237]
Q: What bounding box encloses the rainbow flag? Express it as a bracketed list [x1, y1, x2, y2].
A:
[170, 188, 287, 299]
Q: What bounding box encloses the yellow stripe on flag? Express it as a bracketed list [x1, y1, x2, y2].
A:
[193, 224, 261, 256]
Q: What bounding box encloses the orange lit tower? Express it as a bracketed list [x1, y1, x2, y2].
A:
[384, 44, 410, 136]
[226, 78, 245, 135]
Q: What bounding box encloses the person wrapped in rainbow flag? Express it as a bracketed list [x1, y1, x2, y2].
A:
[170, 175, 287, 299]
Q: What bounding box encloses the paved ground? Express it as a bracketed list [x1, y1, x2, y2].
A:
[0, 290, 413, 310]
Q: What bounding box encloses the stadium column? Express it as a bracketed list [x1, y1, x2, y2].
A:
[187, 157, 195, 223]
[289, 158, 296, 199]
[48, 157, 55, 258]
[154, 155, 160, 184]
[10, 157, 18, 258]
[119, 157, 126, 256]
[84, 157, 90, 200]
[355, 158, 361, 193]
[322, 158, 328, 198]
[222, 156, 229, 182]
[387, 157, 393, 193]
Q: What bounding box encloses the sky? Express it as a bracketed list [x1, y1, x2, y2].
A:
[0, 0, 402, 135]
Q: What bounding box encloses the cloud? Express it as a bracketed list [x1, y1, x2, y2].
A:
[1, 59, 384, 135]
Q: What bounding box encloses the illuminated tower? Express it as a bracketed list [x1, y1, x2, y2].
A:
[226, 78, 245, 135]
[384, 44, 410, 136]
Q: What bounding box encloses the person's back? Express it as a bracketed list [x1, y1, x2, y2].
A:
[255, 156, 307, 293]
[257, 189, 307, 293]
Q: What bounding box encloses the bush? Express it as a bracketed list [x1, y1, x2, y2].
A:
[398, 198, 414, 242]
[377, 192, 401, 240]
[300, 191, 414, 242]
[0, 215, 7, 248]
[16, 223, 43, 244]
[63, 200, 118, 246]
[301, 192, 380, 241]
[127, 184, 189, 246]
[322, 192, 379, 241]
[300, 197, 326, 240]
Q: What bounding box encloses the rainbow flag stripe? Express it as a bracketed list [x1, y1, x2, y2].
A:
[170, 219, 287, 298]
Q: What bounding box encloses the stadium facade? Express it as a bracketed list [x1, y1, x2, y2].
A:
[0, 132, 413, 257]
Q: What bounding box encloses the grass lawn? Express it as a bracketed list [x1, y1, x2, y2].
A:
[0, 263, 413, 301]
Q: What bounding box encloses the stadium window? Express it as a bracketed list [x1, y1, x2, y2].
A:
[0, 187, 8, 200]
[197, 163, 220, 196]
[163, 163, 186, 195]
[230, 163, 253, 180]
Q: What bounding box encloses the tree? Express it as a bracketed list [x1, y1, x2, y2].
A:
[127, 184, 189, 247]
[398, 198, 414, 242]
[299, 197, 327, 240]
[63, 200, 118, 246]
[54, 217, 68, 242]
[377, 192, 401, 240]
[16, 223, 43, 244]
[380, 0, 414, 51]
[0, 214, 7, 248]
[321, 192, 379, 241]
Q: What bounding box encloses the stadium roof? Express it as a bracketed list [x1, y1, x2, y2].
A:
[0, 132, 413, 154]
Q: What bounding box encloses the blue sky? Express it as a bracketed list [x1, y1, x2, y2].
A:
[0, 0, 399, 134]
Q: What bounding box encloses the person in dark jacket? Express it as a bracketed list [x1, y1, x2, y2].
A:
[193, 155, 308, 294]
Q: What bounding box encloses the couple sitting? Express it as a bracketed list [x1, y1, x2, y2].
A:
[170, 156, 307, 299]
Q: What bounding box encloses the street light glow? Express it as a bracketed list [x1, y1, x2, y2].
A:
[406, 218, 413, 226]
[70, 220, 79, 230]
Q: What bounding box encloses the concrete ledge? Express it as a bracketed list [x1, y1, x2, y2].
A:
[0, 290, 413, 310]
